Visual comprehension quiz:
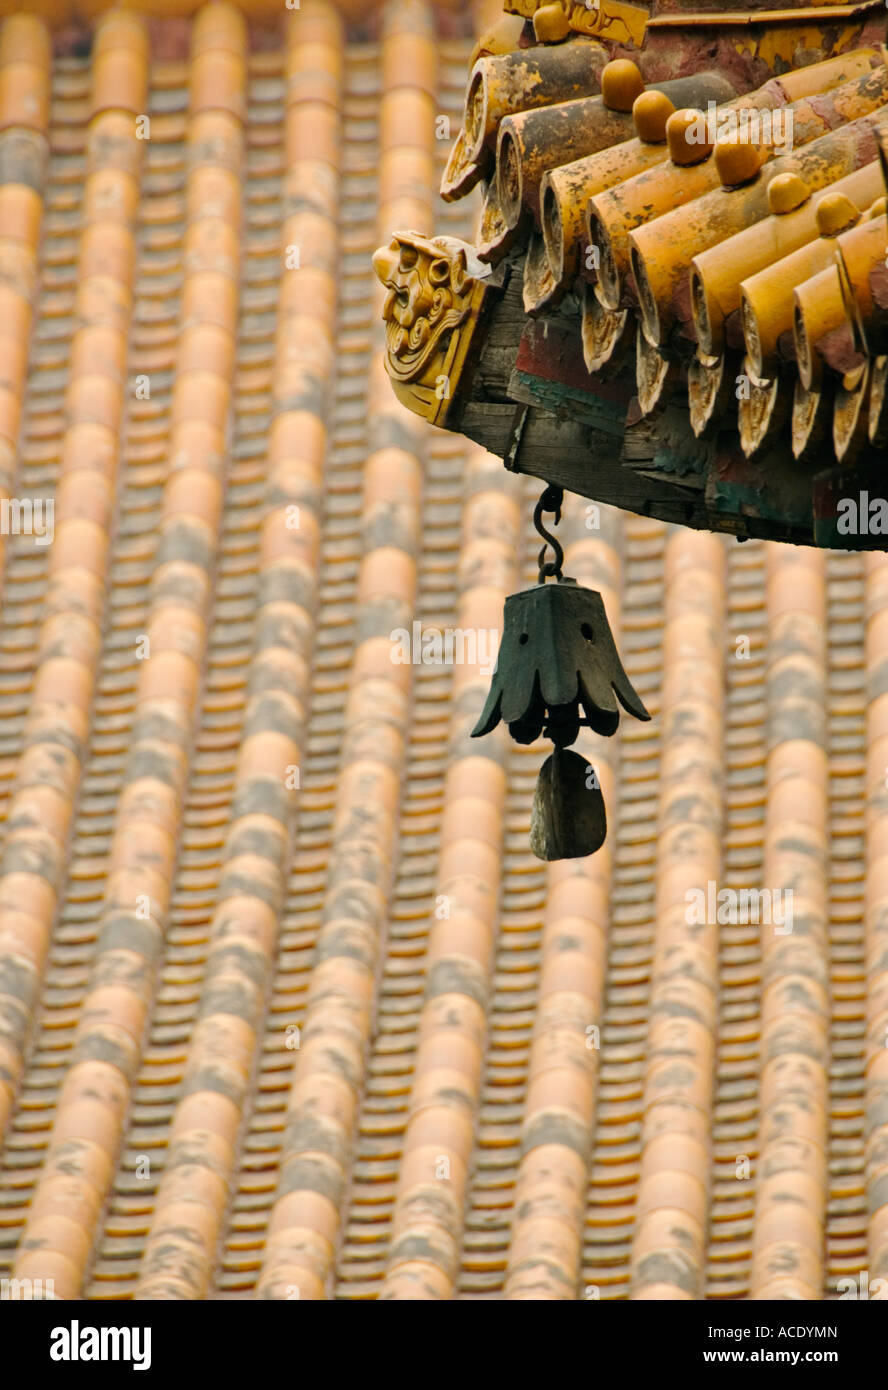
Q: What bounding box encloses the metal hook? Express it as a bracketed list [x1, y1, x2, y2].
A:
[534, 484, 565, 583]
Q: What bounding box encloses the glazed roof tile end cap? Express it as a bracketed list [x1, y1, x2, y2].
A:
[633, 88, 675, 143]
[714, 133, 768, 187]
[666, 106, 712, 164]
[532, 2, 571, 43]
[601, 58, 645, 113]
[767, 170, 810, 215]
[816, 190, 862, 236]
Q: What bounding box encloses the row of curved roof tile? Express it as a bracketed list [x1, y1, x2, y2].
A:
[440, 19, 888, 487]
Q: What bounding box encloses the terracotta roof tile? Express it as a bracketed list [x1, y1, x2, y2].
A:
[753, 551, 830, 1296]
[0, 9, 136, 1159]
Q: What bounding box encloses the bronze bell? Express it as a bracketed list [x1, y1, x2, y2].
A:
[471, 487, 650, 861]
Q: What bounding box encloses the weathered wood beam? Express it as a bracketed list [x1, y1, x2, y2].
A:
[445, 238, 832, 547]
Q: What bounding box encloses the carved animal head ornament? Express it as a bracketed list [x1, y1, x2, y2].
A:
[373, 232, 483, 383]
[471, 486, 650, 860]
[372, 232, 491, 426]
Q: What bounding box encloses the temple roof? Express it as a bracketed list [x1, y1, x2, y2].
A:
[377, 6, 888, 547]
[1, 0, 888, 1308]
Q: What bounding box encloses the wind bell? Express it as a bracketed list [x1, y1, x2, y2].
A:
[471, 485, 650, 861]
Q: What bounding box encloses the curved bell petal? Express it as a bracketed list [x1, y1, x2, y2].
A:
[531, 583, 612, 716]
[499, 654, 541, 727]
[535, 590, 585, 712]
[503, 585, 581, 714]
[577, 587, 650, 723]
[507, 674, 546, 744]
[470, 682, 504, 738]
[578, 675, 620, 738]
[576, 653, 619, 722]
[612, 668, 651, 723]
